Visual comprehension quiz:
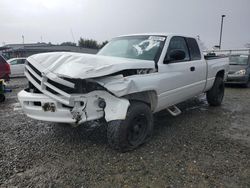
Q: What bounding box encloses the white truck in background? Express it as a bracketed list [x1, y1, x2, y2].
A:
[18, 33, 229, 151]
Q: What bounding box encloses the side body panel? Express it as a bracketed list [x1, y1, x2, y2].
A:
[204, 57, 229, 91]
[154, 35, 207, 112]
[0, 56, 8, 79]
[9, 59, 26, 77]
[10, 64, 25, 77]
[156, 60, 207, 112]
[0, 63, 4, 79]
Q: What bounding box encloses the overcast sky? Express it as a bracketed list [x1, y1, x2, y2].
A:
[0, 0, 250, 49]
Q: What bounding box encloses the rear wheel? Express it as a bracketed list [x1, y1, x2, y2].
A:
[107, 101, 153, 152]
[206, 77, 224, 106]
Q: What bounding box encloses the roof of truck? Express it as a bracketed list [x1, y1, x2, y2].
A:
[117, 33, 197, 38]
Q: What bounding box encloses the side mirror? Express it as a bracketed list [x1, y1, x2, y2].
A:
[164, 50, 186, 63]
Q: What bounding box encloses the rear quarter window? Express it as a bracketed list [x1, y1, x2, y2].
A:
[186, 38, 201, 60]
[17, 59, 25, 64]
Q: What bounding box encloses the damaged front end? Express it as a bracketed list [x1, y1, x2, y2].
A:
[18, 61, 130, 125]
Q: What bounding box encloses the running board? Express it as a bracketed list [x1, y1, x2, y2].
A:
[167, 105, 182, 116]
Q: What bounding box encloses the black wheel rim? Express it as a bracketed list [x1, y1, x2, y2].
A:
[128, 114, 148, 146]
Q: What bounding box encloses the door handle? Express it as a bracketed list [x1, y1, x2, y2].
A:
[190, 66, 195, 71]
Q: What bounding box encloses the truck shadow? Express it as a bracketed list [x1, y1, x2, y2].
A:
[50, 122, 108, 146]
[225, 83, 248, 88]
[50, 95, 208, 149]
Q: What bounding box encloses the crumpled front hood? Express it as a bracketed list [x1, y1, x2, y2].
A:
[27, 52, 155, 79]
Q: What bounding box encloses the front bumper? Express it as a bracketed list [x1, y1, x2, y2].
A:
[18, 90, 130, 124]
[18, 91, 71, 123]
[226, 75, 248, 84]
[20, 61, 130, 124]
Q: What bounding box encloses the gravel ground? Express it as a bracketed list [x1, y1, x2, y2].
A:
[0, 78, 250, 188]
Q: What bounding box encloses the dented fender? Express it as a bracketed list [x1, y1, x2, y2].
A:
[72, 90, 130, 123]
[95, 74, 158, 97]
[101, 91, 130, 122]
[96, 76, 137, 97]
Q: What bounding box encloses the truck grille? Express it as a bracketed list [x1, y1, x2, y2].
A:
[25, 61, 75, 106]
[25, 61, 105, 106]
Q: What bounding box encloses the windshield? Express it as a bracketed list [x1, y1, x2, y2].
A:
[229, 55, 249, 65]
[98, 35, 166, 61]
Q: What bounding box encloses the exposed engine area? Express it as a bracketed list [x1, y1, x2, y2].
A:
[110, 68, 155, 77]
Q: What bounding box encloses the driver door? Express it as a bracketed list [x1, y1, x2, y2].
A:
[157, 36, 206, 110]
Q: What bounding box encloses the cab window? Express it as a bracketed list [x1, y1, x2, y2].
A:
[9, 60, 18, 65]
[186, 38, 201, 60]
[165, 36, 190, 63]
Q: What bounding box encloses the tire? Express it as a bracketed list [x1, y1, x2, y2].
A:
[0, 94, 5, 103]
[206, 77, 225, 106]
[243, 78, 250, 88]
[107, 101, 153, 152]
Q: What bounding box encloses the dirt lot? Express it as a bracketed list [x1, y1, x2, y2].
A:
[0, 78, 250, 188]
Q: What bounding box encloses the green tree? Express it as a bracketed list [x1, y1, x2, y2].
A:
[78, 38, 99, 49]
[99, 40, 109, 49]
[60, 42, 76, 46]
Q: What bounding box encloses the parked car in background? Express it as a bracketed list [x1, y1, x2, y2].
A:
[7, 58, 26, 77]
[226, 54, 250, 87]
[0, 55, 11, 81]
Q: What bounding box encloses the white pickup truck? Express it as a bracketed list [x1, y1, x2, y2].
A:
[18, 33, 229, 151]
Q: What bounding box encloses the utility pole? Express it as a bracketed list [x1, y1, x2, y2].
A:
[219, 15, 226, 49]
[22, 35, 24, 44]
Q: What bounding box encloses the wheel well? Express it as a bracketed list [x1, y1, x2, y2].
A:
[124, 91, 158, 111]
[216, 70, 225, 79]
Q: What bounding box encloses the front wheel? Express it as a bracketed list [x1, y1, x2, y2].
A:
[107, 101, 153, 152]
[243, 78, 250, 88]
[206, 77, 225, 106]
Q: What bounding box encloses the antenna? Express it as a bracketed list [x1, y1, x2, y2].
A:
[70, 28, 76, 43]
[41, 36, 43, 43]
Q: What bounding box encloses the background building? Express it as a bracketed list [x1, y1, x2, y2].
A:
[0, 43, 98, 59]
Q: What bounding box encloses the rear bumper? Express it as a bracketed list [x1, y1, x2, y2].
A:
[18, 89, 130, 124]
[226, 75, 248, 84]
